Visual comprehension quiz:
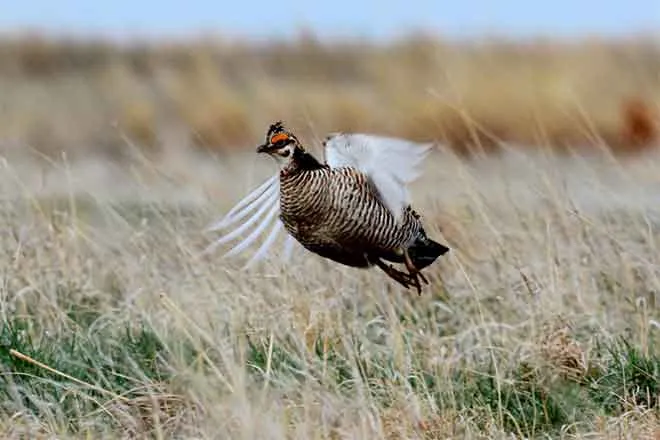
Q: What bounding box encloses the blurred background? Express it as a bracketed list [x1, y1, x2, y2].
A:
[0, 0, 658, 161]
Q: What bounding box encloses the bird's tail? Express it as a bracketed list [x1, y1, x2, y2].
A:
[407, 232, 450, 270]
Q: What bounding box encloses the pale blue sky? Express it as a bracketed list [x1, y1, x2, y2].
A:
[1, 0, 658, 41]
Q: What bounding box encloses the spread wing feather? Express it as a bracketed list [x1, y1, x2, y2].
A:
[323, 133, 432, 222]
[206, 175, 278, 232]
[203, 175, 296, 265]
[244, 218, 284, 269]
[223, 201, 280, 259]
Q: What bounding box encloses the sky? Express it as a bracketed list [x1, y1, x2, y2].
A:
[0, 0, 658, 41]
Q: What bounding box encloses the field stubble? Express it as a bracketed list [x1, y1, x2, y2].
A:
[0, 142, 659, 438]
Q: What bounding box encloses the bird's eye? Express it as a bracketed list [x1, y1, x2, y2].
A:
[270, 133, 289, 144]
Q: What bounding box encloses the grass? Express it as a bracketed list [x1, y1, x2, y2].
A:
[0, 33, 658, 158]
[0, 142, 659, 438]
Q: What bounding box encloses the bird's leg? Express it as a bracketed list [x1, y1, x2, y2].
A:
[403, 250, 429, 294]
[375, 259, 413, 290]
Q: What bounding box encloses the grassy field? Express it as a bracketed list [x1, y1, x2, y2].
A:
[0, 141, 659, 438]
[0, 33, 658, 159]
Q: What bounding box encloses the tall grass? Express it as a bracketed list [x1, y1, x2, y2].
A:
[0, 144, 659, 437]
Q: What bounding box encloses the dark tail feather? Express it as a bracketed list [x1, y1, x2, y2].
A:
[379, 230, 450, 269]
[407, 236, 450, 270]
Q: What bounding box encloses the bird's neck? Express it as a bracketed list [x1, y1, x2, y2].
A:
[282, 148, 327, 175]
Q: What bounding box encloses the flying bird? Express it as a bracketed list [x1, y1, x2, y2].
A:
[206, 121, 449, 293]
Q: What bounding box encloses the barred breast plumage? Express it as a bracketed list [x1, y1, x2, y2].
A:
[279, 167, 421, 268]
[206, 121, 450, 294]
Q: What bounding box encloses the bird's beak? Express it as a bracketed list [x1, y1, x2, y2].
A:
[256, 143, 269, 154]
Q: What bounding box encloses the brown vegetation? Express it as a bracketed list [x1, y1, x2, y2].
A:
[2, 149, 660, 438]
[0, 33, 657, 158]
[620, 97, 658, 150]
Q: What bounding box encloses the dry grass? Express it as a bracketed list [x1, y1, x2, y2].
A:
[0, 142, 659, 438]
[0, 33, 658, 158]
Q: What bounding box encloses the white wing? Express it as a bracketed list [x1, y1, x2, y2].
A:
[204, 174, 298, 269]
[324, 133, 432, 222]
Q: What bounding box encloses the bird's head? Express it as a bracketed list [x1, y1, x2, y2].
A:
[256, 121, 304, 163]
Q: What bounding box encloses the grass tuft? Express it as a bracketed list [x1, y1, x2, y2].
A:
[588, 337, 660, 413]
[0, 313, 196, 436]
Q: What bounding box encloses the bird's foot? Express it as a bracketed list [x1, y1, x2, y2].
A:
[375, 248, 430, 295]
[375, 260, 415, 291]
[403, 250, 429, 295]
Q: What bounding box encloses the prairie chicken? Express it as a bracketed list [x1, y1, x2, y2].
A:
[206, 121, 449, 293]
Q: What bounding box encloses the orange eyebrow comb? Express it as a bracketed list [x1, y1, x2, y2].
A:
[270, 133, 289, 143]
